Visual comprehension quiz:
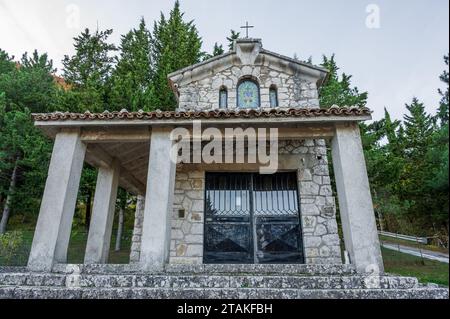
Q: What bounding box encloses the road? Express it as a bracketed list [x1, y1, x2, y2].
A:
[382, 242, 449, 264]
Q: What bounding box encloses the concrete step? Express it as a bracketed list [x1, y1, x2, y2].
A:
[51, 263, 358, 276]
[0, 286, 448, 299]
[0, 273, 420, 290]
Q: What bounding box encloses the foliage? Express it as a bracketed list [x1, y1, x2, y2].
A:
[226, 30, 240, 51]
[319, 54, 368, 108]
[150, 0, 203, 109]
[61, 28, 117, 112]
[110, 18, 154, 111]
[0, 231, 24, 264]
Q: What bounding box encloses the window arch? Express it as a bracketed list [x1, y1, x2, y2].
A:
[237, 79, 260, 108]
[269, 85, 278, 107]
[219, 86, 228, 108]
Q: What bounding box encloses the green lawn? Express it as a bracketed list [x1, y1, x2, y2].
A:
[382, 247, 449, 286]
[0, 229, 132, 266]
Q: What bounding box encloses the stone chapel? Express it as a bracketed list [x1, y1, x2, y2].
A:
[1, 37, 448, 299]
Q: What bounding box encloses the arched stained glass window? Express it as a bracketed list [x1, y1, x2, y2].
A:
[237, 79, 260, 108]
[269, 86, 278, 107]
[219, 87, 228, 108]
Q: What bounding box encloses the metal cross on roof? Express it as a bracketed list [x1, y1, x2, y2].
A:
[240, 21, 254, 38]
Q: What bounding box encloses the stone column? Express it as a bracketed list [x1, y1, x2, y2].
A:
[129, 195, 145, 263]
[84, 160, 120, 264]
[27, 130, 86, 272]
[140, 128, 176, 271]
[331, 123, 384, 273]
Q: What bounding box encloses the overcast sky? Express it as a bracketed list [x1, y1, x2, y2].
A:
[0, 0, 448, 121]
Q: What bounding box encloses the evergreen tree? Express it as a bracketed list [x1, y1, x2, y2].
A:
[319, 55, 368, 108]
[437, 54, 449, 126]
[403, 98, 434, 159]
[0, 50, 58, 113]
[0, 50, 15, 75]
[212, 43, 224, 56]
[110, 18, 154, 111]
[62, 28, 117, 112]
[226, 30, 240, 51]
[150, 1, 203, 109]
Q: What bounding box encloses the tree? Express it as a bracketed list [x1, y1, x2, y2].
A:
[110, 18, 154, 112]
[150, 1, 204, 109]
[212, 43, 224, 56]
[319, 54, 368, 108]
[437, 54, 449, 126]
[226, 30, 240, 51]
[0, 49, 15, 75]
[403, 98, 434, 159]
[0, 50, 57, 231]
[0, 106, 52, 232]
[0, 50, 58, 113]
[114, 189, 128, 251]
[62, 28, 117, 112]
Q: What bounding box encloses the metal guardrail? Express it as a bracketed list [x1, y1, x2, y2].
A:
[378, 231, 428, 245]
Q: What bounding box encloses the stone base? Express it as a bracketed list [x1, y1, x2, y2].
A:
[0, 265, 447, 299]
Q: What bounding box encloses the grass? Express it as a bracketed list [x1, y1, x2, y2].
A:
[379, 235, 449, 254]
[382, 247, 449, 286]
[0, 229, 132, 266]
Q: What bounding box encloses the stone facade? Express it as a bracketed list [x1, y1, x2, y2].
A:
[279, 139, 342, 264]
[130, 139, 342, 265]
[177, 64, 320, 111]
[169, 39, 326, 112]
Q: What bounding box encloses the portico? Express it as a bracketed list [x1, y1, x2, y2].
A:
[27, 107, 383, 274]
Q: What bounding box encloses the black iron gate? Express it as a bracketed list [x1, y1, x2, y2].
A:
[204, 172, 304, 264]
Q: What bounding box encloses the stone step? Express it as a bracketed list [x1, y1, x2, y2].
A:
[0, 286, 448, 299]
[0, 273, 419, 290]
[51, 263, 358, 276]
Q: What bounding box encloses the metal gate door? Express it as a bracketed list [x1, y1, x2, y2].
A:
[204, 172, 304, 264]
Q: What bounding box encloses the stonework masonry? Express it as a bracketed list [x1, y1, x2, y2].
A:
[177, 65, 320, 111]
[130, 139, 342, 265]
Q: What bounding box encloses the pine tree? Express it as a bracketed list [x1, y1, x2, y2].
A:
[0, 49, 15, 75]
[110, 18, 154, 111]
[62, 28, 117, 112]
[403, 97, 434, 159]
[226, 30, 240, 51]
[212, 43, 224, 56]
[319, 55, 368, 108]
[150, 1, 203, 109]
[437, 54, 449, 126]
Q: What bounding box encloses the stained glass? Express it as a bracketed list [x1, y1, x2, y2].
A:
[237, 80, 260, 108]
[219, 89, 228, 108]
[270, 88, 278, 107]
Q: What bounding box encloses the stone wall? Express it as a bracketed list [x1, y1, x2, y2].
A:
[177, 64, 319, 111]
[278, 139, 342, 264]
[129, 195, 145, 263]
[130, 139, 342, 265]
[170, 171, 205, 264]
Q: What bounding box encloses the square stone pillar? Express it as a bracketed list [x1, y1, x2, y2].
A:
[331, 123, 384, 274]
[84, 160, 120, 264]
[27, 130, 86, 272]
[140, 128, 176, 271]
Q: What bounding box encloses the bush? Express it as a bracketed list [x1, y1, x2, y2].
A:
[0, 231, 24, 265]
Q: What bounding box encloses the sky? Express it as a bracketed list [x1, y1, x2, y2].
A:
[0, 0, 448, 121]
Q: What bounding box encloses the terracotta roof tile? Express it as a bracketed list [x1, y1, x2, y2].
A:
[32, 107, 372, 122]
